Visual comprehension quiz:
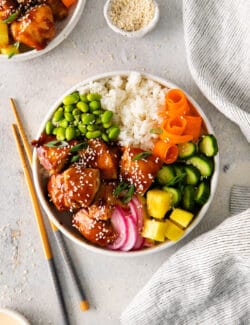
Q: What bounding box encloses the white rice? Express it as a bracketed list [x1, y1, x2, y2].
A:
[78, 72, 168, 150]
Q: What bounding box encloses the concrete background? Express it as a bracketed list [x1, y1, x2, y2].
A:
[0, 0, 250, 324]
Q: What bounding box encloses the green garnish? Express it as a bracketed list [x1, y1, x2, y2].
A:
[7, 42, 20, 59]
[44, 140, 68, 148]
[132, 151, 152, 161]
[70, 142, 88, 152]
[167, 173, 186, 186]
[150, 128, 163, 135]
[70, 155, 80, 163]
[113, 182, 129, 197]
[3, 11, 19, 24]
[122, 184, 135, 204]
[113, 182, 135, 204]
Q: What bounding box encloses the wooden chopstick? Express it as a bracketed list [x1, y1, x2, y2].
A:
[12, 124, 70, 325]
[10, 98, 89, 312]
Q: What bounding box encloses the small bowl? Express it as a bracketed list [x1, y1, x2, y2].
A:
[104, 0, 159, 38]
[0, 308, 30, 325]
[32, 71, 219, 258]
[0, 0, 86, 62]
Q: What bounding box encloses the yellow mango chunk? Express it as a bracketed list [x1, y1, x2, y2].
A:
[169, 208, 194, 228]
[142, 219, 167, 242]
[0, 21, 9, 47]
[146, 189, 171, 219]
[165, 220, 185, 241]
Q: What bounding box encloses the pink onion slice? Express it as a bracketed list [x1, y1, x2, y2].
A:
[120, 214, 138, 251]
[108, 207, 128, 250]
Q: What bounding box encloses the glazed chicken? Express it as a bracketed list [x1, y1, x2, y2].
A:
[73, 209, 117, 247]
[79, 139, 120, 180]
[45, 0, 67, 20]
[11, 4, 55, 50]
[120, 147, 163, 194]
[47, 165, 100, 211]
[33, 134, 78, 175]
[0, 0, 18, 20]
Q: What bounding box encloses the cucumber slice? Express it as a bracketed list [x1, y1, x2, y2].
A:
[187, 155, 214, 177]
[195, 182, 210, 205]
[157, 165, 175, 185]
[182, 185, 196, 211]
[178, 142, 196, 159]
[162, 186, 182, 206]
[184, 165, 201, 185]
[198, 134, 218, 157]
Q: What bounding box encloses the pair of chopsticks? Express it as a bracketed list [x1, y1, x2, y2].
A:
[10, 99, 89, 325]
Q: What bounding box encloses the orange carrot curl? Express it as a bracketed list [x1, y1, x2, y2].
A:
[153, 140, 179, 164]
[61, 0, 76, 8]
[166, 89, 190, 117]
[163, 116, 187, 135]
[183, 115, 202, 142]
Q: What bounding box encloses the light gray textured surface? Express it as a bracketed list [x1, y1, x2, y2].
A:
[0, 1, 249, 324]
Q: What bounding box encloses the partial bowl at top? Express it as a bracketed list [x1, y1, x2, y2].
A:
[0, 0, 86, 61]
[104, 0, 159, 38]
[32, 71, 219, 257]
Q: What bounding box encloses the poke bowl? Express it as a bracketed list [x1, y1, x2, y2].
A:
[0, 0, 86, 61]
[32, 71, 219, 257]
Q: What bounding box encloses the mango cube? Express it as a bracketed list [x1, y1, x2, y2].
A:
[146, 189, 171, 219]
[0, 21, 9, 47]
[169, 208, 194, 228]
[165, 220, 185, 241]
[142, 219, 167, 242]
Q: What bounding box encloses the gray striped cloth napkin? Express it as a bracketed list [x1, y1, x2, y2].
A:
[183, 0, 250, 142]
[120, 209, 250, 325]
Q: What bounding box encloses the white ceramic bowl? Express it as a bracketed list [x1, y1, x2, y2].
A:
[0, 0, 86, 62]
[32, 71, 219, 257]
[0, 308, 30, 325]
[103, 0, 159, 38]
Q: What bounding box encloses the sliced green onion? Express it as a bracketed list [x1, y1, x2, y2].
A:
[150, 128, 163, 135]
[3, 11, 19, 24]
[113, 182, 129, 197]
[70, 142, 88, 152]
[44, 140, 68, 148]
[132, 151, 152, 161]
[122, 184, 135, 204]
[70, 155, 80, 163]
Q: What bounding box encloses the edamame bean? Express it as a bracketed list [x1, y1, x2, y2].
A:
[52, 127, 59, 135]
[64, 105, 74, 112]
[101, 110, 113, 124]
[107, 126, 120, 140]
[77, 101, 89, 113]
[93, 110, 103, 115]
[63, 92, 80, 105]
[101, 133, 109, 142]
[72, 108, 81, 116]
[65, 127, 76, 141]
[81, 113, 95, 124]
[103, 121, 112, 128]
[75, 129, 81, 138]
[95, 117, 102, 124]
[59, 119, 68, 128]
[57, 107, 64, 112]
[89, 100, 101, 111]
[86, 130, 101, 139]
[80, 94, 88, 102]
[56, 127, 66, 141]
[87, 125, 99, 131]
[64, 112, 74, 122]
[87, 93, 101, 101]
[78, 124, 87, 134]
[45, 121, 54, 135]
[52, 110, 64, 122]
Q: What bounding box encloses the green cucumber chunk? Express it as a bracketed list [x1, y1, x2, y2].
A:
[198, 134, 218, 157]
[195, 182, 210, 205]
[182, 185, 196, 211]
[157, 165, 176, 185]
[184, 165, 201, 185]
[187, 155, 214, 177]
[162, 186, 181, 207]
[178, 142, 196, 159]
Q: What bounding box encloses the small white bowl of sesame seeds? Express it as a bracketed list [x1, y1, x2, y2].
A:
[104, 0, 159, 38]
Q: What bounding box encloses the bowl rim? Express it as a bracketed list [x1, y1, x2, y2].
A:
[0, 0, 86, 62]
[32, 70, 220, 258]
[103, 0, 159, 38]
[0, 308, 30, 324]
